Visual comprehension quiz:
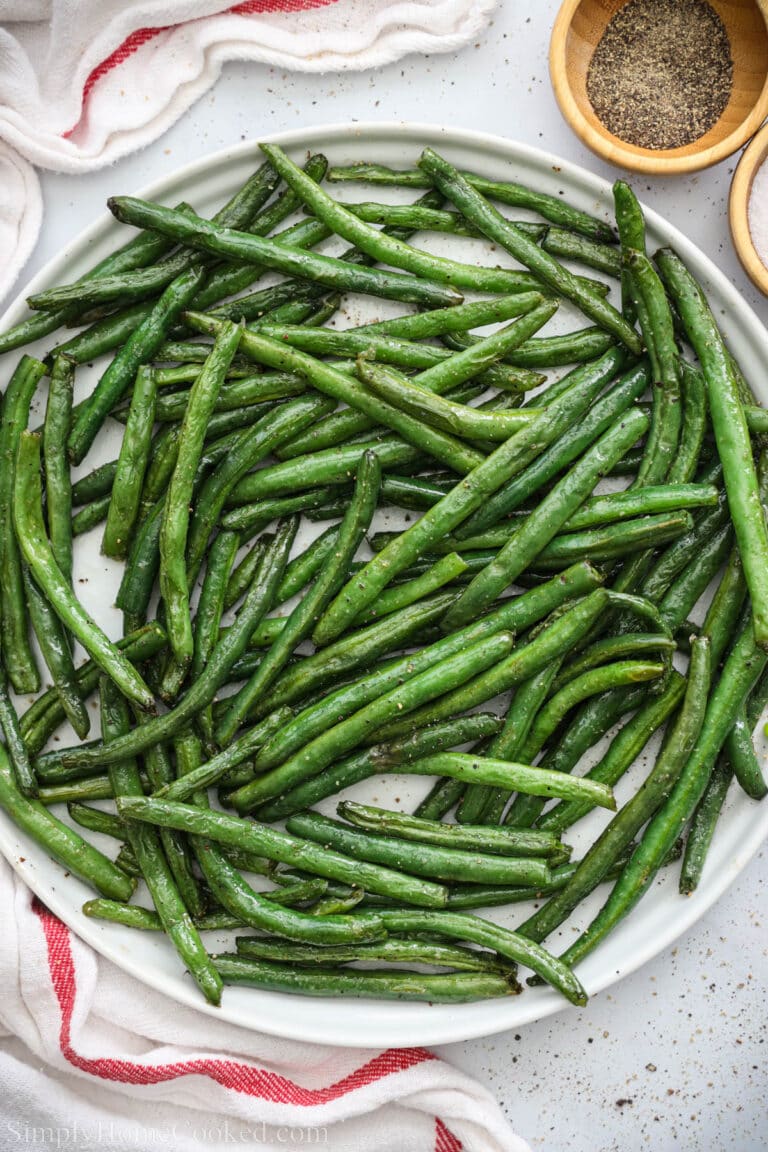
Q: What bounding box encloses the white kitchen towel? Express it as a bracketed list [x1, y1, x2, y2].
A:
[0, 0, 498, 301]
[0, 858, 531, 1152]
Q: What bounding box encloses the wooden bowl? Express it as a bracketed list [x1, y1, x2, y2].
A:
[730, 119, 768, 292]
[550, 0, 768, 174]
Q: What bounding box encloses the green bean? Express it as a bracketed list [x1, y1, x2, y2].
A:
[72, 461, 118, 507]
[230, 630, 516, 812]
[160, 321, 242, 666]
[286, 811, 553, 887]
[443, 406, 649, 627]
[377, 473, 454, 512]
[15, 433, 155, 709]
[217, 452, 382, 745]
[224, 534, 274, 611]
[150, 374, 306, 423]
[215, 954, 516, 1001]
[67, 803, 124, 839]
[72, 496, 111, 536]
[354, 293, 544, 342]
[0, 746, 134, 900]
[678, 763, 732, 894]
[467, 663, 563, 826]
[357, 360, 539, 440]
[188, 319, 488, 477]
[561, 483, 718, 532]
[518, 637, 710, 949]
[504, 660, 666, 830]
[220, 486, 346, 534]
[310, 351, 613, 642]
[638, 480, 728, 606]
[525, 511, 694, 571]
[626, 250, 681, 486]
[372, 588, 609, 744]
[418, 148, 639, 351]
[109, 196, 463, 309]
[53, 301, 154, 364]
[455, 354, 642, 537]
[190, 530, 240, 741]
[19, 623, 165, 757]
[352, 554, 468, 626]
[69, 265, 208, 465]
[561, 619, 764, 969]
[723, 705, 767, 800]
[613, 179, 646, 322]
[236, 932, 513, 973]
[414, 778, 466, 821]
[262, 144, 567, 298]
[667, 362, 707, 483]
[272, 306, 558, 461]
[337, 199, 545, 240]
[657, 521, 733, 631]
[119, 795, 446, 909]
[23, 570, 90, 740]
[252, 715, 505, 822]
[542, 229, 621, 276]
[101, 366, 158, 559]
[99, 679, 222, 1004]
[337, 801, 564, 857]
[553, 634, 676, 691]
[43, 355, 75, 581]
[185, 396, 335, 585]
[327, 162, 615, 242]
[657, 247, 768, 650]
[0, 356, 46, 692]
[38, 519, 296, 775]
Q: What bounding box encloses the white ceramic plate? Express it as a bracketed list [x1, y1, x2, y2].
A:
[1, 123, 766, 1048]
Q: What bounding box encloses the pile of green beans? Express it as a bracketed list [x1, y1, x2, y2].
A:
[0, 142, 766, 1011]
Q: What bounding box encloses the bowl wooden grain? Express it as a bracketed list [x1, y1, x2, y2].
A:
[550, 0, 768, 174]
[730, 119, 768, 292]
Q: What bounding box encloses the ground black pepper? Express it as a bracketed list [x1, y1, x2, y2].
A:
[586, 0, 733, 150]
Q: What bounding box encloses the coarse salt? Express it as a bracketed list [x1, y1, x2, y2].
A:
[748, 159, 768, 268]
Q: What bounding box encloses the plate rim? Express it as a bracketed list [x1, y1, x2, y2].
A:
[2, 119, 767, 1048]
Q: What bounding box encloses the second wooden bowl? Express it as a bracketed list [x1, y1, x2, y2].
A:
[550, 0, 768, 174]
[730, 120, 768, 292]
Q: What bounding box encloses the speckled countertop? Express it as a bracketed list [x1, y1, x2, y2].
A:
[8, 4, 767, 1149]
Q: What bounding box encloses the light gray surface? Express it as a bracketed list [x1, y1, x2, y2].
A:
[8, 2, 767, 1149]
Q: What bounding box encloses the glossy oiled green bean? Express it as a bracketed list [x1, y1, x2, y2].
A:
[518, 638, 710, 949]
[560, 620, 765, 969]
[190, 529, 240, 740]
[723, 704, 767, 800]
[357, 359, 539, 441]
[188, 317, 488, 477]
[160, 321, 242, 666]
[118, 795, 446, 909]
[542, 229, 622, 277]
[72, 461, 118, 507]
[444, 406, 649, 628]
[352, 553, 467, 626]
[525, 511, 694, 571]
[43, 355, 75, 581]
[252, 714, 505, 822]
[354, 293, 544, 342]
[337, 801, 565, 857]
[69, 265, 208, 465]
[657, 247, 768, 651]
[217, 452, 381, 745]
[310, 351, 612, 643]
[236, 933, 514, 973]
[261, 144, 564, 298]
[109, 195, 464, 309]
[185, 395, 335, 586]
[337, 199, 544, 240]
[39, 520, 296, 775]
[102, 365, 158, 560]
[0, 356, 46, 693]
[561, 483, 718, 532]
[327, 162, 615, 243]
[224, 534, 274, 611]
[373, 588, 609, 743]
[667, 362, 707, 484]
[0, 747, 134, 900]
[23, 570, 90, 741]
[286, 811, 553, 887]
[15, 433, 155, 710]
[230, 630, 516, 812]
[273, 304, 558, 461]
[20, 623, 165, 757]
[418, 148, 640, 351]
[215, 954, 515, 1001]
[99, 679, 222, 1004]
